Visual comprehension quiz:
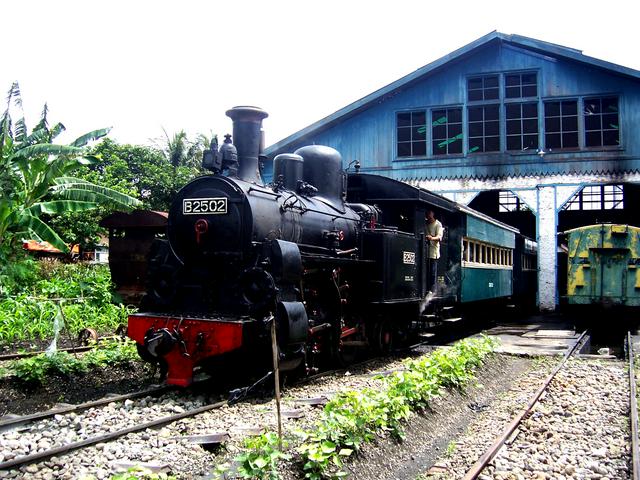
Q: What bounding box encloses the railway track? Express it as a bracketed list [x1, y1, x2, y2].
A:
[0, 384, 172, 431]
[0, 337, 443, 475]
[629, 331, 640, 480]
[0, 331, 126, 362]
[460, 330, 638, 480]
[0, 383, 225, 472]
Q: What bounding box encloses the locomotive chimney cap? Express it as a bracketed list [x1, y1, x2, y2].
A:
[226, 106, 269, 121]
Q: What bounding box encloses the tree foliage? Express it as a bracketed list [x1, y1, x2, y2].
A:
[49, 137, 206, 246]
[0, 82, 140, 258]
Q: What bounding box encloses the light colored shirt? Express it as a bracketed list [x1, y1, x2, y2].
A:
[426, 219, 444, 259]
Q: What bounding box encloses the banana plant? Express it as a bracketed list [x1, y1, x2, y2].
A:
[0, 82, 141, 256]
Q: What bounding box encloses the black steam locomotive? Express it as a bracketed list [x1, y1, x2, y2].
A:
[128, 106, 531, 386]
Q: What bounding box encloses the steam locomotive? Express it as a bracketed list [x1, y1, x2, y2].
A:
[128, 106, 532, 386]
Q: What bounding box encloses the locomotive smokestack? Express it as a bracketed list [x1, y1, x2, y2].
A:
[225, 106, 269, 184]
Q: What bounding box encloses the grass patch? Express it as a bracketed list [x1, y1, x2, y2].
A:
[4, 339, 139, 385]
[0, 261, 133, 344]
[215, 335, 498, 479]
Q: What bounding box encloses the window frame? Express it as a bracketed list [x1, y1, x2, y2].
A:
[462, 237, 513, 269]
[393, 70, 622, 161]
[395, 109, 428, 159]
[504, 72, 538, 100]
[467, 104, 501, 153]
[582, 96, 621, 149]
[562, 184, 624, 211]
[431, 107, 463, 156]
[505, 101, 540, 152]
[543, 99, 580, 151]
[498, 191, 529, 213]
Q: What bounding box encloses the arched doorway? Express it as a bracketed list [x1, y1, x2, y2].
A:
[468, 190, 536, 239]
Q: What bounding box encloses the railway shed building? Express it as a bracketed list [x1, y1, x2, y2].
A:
[265, 31, 640, 311]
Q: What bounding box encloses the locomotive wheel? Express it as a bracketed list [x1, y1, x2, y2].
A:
[78, 328, 98, 345]
[335, 341, 358, 368]
[371, 320, 394, 354]
[333, 327, 360, 367]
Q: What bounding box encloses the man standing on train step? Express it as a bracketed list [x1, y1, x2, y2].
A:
[426, 210, 444, 294]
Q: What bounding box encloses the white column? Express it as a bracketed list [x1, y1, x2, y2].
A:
[537, 186, 557, 311]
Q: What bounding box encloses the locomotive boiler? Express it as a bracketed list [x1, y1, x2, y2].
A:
[128, 107, 383, 386]
[128, 106, 526, 386]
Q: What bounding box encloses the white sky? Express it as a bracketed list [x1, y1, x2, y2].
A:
[2, 0, 639, 149]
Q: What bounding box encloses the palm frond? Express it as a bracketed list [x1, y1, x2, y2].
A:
[25, 127, 49, 146]
[0, 115, 12, 159]
[34, 103, 49, 133]
[70, 128, 111, 147]
[14, 117, 27, 143]
[6, 82, 22, 110]
[49, 122, 66, 141]
[28, 200, 97, 215]
[53, 177, 141, 207]
[22, 214, 69, 253]
[11, 143, 84, 160]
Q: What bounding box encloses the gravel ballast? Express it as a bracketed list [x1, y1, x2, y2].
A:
[0, 351, 536, 479]
[423, 358, 631, 480]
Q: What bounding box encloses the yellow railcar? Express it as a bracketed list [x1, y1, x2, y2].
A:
[565, 224, 640, 307]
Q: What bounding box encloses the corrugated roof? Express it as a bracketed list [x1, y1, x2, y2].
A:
[22, 240, 63, 253]
[100, 210, 168, 229]
[266, 31, 640, 156]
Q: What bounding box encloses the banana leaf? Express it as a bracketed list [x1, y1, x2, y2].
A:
[53, 177, 141, 207]
[28, 200, 97, 215]
[22, 214, 69, 253]
[11, 144, 84, 160]
[70, 128, 111, 147]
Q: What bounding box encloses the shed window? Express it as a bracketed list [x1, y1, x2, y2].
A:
[499, 191, 529, 212]
[563, 184, 624, 211]
[432, 108, 462, 155]
[468, 105, 500, 153]
[544, 100, 578, 149]
[505, 72, 537, 99]
[397, 111, 427, 157]
[584, 97, 619, 147]
[467, 75, 499, 102]
[506, 102, 539, 151]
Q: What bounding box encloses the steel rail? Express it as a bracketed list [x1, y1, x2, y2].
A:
[0, 345, 94, 361]
[461, 329, 589, 480]
[0, 398, 227, 471]
[0, 334, 125, 361]
[0, 330, 446, 471]
[628, 331, 640, 480]
[0, 384, 172, 429]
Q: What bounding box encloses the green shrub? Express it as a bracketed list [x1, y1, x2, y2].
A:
[0, 261, 133, 344]
[6, 339, 139, 385]
[220, 336, 498, 480]
[235, 432, 291, 479]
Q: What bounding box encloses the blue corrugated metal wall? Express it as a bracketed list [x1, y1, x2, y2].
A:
[265, 40, 640, 182]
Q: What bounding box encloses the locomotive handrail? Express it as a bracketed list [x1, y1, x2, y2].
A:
[247, 186, 282, 199]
